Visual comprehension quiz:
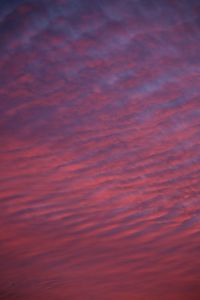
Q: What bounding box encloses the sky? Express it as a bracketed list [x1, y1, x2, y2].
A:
[0, 0, 200, 299]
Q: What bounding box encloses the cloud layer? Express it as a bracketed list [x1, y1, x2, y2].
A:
[0, 0, 200, 299]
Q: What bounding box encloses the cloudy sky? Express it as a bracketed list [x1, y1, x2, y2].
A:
[0, 0, 200, 299]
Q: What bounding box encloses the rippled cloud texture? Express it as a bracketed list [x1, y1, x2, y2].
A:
[0, 0, 200, 299]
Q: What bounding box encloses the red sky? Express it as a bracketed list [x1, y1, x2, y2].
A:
[0, 0, 200, 299]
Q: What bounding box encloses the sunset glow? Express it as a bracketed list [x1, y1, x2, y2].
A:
[0, 0, 200, 299]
